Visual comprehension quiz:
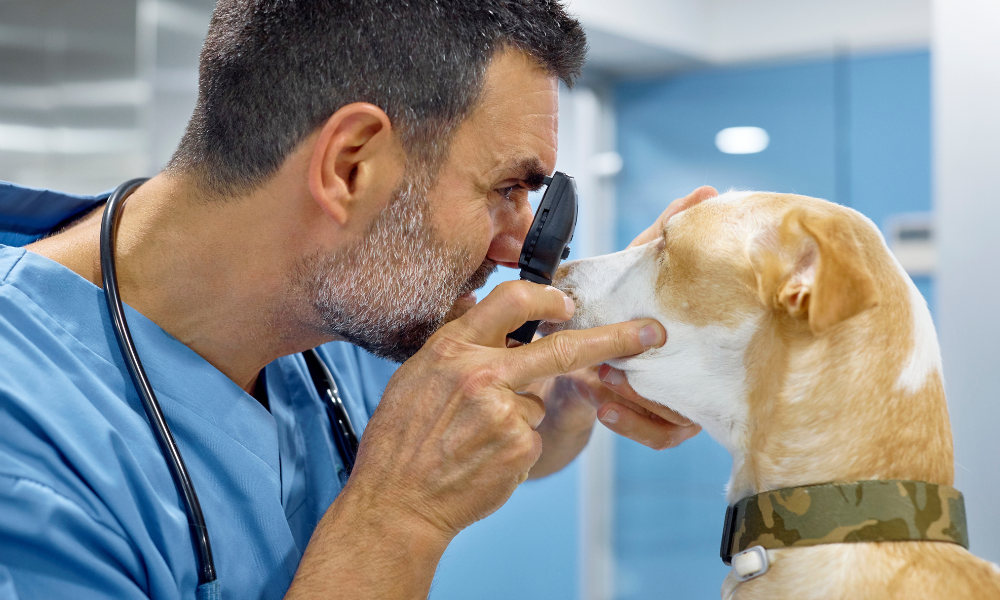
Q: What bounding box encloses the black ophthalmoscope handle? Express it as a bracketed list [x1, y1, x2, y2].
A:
[100, 178, 217, 585]
[506, 172, 578, 346]
[508, 319, 543, 346]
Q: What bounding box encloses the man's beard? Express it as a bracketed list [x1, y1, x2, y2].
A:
[295, 172, 497, 363]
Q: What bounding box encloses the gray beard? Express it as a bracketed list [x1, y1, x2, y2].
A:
[296, 173, 496, 363]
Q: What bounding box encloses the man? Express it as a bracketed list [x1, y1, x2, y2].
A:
[0, 1, 713, 598]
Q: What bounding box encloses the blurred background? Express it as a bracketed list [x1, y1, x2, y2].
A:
[1, 0, 997, 598]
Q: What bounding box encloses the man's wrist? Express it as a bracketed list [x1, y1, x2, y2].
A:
[287, 481, 452, 599]
[327, 480, 454, 562]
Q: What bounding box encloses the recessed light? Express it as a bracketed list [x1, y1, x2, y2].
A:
[715, 127, 769, 154]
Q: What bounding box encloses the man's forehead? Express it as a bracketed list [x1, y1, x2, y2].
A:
[469, 49, 559, 173]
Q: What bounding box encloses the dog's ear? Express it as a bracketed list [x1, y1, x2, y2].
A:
[749, 205, 878, 334]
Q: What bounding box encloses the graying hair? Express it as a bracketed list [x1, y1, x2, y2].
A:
[168, 0, 587, 195]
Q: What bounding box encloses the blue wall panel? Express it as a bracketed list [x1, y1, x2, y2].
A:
[615, 60, 838, 250]
[612, 50, 931, 599]
[430, 203, 581, 600]
[614, 435, 732, 599]
[432, 459, 581, 600]
[848, 52, 932, 230]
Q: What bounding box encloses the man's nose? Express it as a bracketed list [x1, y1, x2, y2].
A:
[486, 197, 535, 269]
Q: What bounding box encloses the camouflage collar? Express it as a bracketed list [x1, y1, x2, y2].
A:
[721, 480, 968, 566]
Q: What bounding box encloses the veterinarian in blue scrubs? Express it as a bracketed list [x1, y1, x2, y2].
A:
[0, 184, 399, 599]
[0, 2, 704, 599]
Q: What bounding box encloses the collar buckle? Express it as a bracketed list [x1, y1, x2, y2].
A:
[720, 503, 738, 566]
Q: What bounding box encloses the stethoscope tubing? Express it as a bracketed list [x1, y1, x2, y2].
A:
[100, 179, 361, 589]
[303, 348, 359, 475]
[100, 178, 217, 585]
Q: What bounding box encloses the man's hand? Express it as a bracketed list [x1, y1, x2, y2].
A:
[287, 281, 665, 599]
[527, 364, 700, 479]
[524, 186, 717, 464]
[595, 185, 718, 448]
[596, 185, 718, 448]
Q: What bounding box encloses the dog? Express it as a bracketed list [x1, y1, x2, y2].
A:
[548, 192, 1000, 599]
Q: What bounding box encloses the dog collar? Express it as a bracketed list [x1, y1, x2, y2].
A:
[720, 480, 968, 574]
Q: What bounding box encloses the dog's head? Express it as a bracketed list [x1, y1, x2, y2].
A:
[548, 192, 938, 476]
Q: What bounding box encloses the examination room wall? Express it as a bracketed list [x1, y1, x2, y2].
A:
[612, 50, 933, 600]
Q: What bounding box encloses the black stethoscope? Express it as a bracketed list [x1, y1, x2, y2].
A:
[100, 178, 360, 588]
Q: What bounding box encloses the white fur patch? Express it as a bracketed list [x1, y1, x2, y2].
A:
[896, 277, 942, 393]
[621, 318, 757, 456]
[872, 228, 944, 393]
[555, 241, 757, 456]
[848, 211, 941, 394]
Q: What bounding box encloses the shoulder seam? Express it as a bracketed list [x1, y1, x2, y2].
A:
[0, 248, 26, 285]
[0, 471, 138, 553]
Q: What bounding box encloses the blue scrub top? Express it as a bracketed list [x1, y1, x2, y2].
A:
[0, 182, 398, 599]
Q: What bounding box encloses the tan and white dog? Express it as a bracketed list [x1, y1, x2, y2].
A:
[550, 192, 1000, 599]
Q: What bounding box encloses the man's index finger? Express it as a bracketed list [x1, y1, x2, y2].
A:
[499, 320, 662, 389]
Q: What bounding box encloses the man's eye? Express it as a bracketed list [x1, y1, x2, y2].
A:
[496, 185, 522, 201]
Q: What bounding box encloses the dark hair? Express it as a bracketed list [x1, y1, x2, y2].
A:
[168, 0, 587, 194]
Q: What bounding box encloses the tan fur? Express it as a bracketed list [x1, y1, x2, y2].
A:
[565, 192, 1000, 598]
[735, 195, 954, 496]
[704, 195, 993, 598]
[756, 204, 879, 333]
[656, 197, 762, 329]
[724, 543, 1000, 600]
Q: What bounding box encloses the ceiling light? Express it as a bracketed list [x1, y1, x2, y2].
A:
[715, 127, 769, 154]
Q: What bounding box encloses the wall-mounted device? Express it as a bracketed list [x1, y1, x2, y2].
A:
[887, 213, 935, 277]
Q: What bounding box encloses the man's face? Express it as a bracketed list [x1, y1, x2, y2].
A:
[302, 50, 559, 362]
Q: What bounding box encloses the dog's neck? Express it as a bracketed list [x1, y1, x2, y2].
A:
[725, 273, 954, 504]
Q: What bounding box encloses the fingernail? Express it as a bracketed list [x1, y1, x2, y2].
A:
[564, 295, 575, 315]
[600, 409, 619, 425]
[639, 324, 665, 348]
[675, 416, 693, 427]
[599, 367, 625, 386]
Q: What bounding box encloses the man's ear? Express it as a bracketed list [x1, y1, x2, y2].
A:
[749, 205, 879, 334]
[308, 102, 401, 225]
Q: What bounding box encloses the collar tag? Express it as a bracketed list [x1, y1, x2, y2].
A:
[732, 545, 770, 582]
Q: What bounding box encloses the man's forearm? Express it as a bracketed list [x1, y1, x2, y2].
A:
[285, 483, 451, 599]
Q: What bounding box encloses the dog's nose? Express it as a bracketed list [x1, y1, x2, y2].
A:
[536, 285, 578, 335]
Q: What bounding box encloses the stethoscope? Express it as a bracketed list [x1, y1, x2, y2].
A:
[100, 178, 360, 589]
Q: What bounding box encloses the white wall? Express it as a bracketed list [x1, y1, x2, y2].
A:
[567, 0, 930, 74]
[567, 0, 705, 58]
[555, 84, 620, 600]
[933, 0, 1000, 564]
[706, 0, 929, 63]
